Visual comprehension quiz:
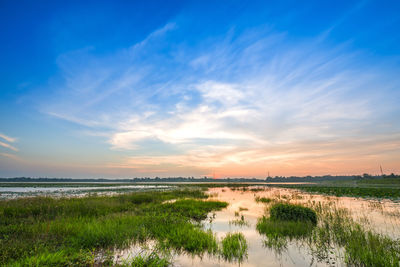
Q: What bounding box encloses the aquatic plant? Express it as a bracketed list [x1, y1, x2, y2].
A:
[269, 203, 317, 224]
[257, 198, 400, 266]
[120, 252, 170, 267]
[255, 196, 273, 203]
[229, 215, 250, 227]
[221, 233, 248, 262]
[275, 185, 400, 199]
[0, 189, 227, 266]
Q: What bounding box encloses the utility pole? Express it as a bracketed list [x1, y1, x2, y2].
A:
[380, 165, 384, 176]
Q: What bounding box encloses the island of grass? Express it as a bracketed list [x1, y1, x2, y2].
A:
[0, 188, 229, 266]
[257, 203, 317, 250]
[221, 233, 248, 262]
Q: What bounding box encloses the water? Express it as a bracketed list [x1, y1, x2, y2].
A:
[3, 184, 399, 266]
[0, 184, 172, 199]
[117, 186, 400, 267]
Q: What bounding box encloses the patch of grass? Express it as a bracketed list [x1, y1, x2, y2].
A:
[255, 196, 273, 203]
[258, 199, 400, 266]
[0, 189, 227, 266]
[221, 233, 248, 262]
[270, 203, 317, 224]
[257, 217, 314, 238]
[256, 216, 314, 252]
[357, 178, 400, 185]
[256, 203, 317, 253]
[120, 252, 169, 267]
[310, 202, 400, 266]
[275, 185, 400, 199]
[229, 215, 249, 227]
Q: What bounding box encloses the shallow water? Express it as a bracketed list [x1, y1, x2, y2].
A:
[171, 187, 400, 266]
[4, 184, 398, 266]
[0, 184, 172, 199]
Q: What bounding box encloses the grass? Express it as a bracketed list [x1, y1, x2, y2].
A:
[120, 252, 170, 267]
[275, 184, 400, 199]
[269, 203, 317, 224]
[221, 233, 248, 262]
[310, 202, 400, 266]
[257, 200, 400, 266]
[255, 196, 273, 203]
[357, 178, 400, 185]
[0, 188, 228, 266]
[257, 203, 316, 251]
[229, 215, 249, 227]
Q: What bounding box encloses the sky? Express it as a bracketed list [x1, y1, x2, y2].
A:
[1, 0, 400, 178]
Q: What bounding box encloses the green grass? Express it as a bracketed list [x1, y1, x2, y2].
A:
[269, 203, 317, 224]
[229, 215, 249, 227]
[257, 218, 314, 251]
[357, 178, 400, 185]
[0, 188, 228, 266]
[311, 202, 400, 266]
[255, 196, 273, 203]
[256, 203, 316, 251]
[257, 200, 400, 266]
[275, 185, 400, 199]
[221, 233, 248, 262]
[120, 252, 170, 267]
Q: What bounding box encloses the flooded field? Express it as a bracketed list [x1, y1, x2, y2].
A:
[1, 184, 399, 266]
[115, 186, 400, 266]
[0, 184, 172, 199]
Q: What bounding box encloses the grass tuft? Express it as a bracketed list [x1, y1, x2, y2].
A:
[270, 203, 317, 224]
[221, 233, 248, 262]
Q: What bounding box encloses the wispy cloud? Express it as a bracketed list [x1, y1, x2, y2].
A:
[0, 133, 16, 143]
[0, 152, 20, 160]
[33, 19, 400, 176]
[0, 141, 18, 152]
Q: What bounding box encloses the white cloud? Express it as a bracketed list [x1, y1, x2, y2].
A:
[0, 141, 18, 152]
[0, 133, 16, 143]
[34, 20, 400, 176]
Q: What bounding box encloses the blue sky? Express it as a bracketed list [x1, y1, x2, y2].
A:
[1, 0, 400, 178]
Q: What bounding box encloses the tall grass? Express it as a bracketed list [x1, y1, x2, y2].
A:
[221, 233, 248, 262]
[257, 199, 400, 266]
[269, 203, 317, 224]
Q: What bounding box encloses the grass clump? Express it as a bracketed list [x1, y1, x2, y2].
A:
[121, 252, 169, 267]
[221, 233, 248, 262]
[311, 202, 400, 266]
[257, 203, 317, 252]
[255, 196, 273, 203]
[270, 203, 317, 224]
[229, 215, 249, 227]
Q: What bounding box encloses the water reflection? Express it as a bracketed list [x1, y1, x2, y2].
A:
[172, 186, 400, 267]
[0, 185, 172, 199]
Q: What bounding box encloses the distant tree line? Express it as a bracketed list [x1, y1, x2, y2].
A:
[0, 173, 398, 183]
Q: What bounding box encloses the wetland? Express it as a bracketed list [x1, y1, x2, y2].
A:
[1, 183, 400, 266]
